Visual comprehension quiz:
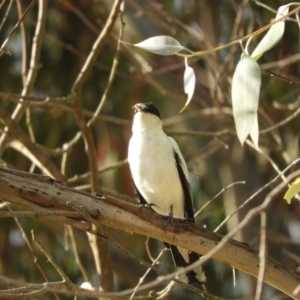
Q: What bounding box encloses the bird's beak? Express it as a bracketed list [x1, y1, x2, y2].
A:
[133, 103, 144, 113]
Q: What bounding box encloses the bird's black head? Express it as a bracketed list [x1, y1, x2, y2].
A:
[133, 103, 161, 119]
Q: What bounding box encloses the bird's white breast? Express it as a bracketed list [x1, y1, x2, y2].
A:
[128, 129, 185, 218]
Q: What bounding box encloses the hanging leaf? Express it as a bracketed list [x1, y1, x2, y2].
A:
[251, 5, 289, 61]
[250, 114, 259, 147]
[296, 13, 300, 54]
[180, 58, 196, 112]
[231, 55, 261, 145]
[134, 35, 184, 56]
[284, 177, 300, 204]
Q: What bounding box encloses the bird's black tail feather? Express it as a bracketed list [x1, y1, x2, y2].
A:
[164, 243, 206, 285]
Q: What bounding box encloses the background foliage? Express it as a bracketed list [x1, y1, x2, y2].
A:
[0, 0, 300, 299]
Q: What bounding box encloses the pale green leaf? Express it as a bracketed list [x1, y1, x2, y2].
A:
[180, 58, 195, 112]
[284, 177, 300, 204]
[250, 114, 259, 147]
[232, 55, 261, 145]
[251, 5, 289, 61]
[134, 36, 183, 56]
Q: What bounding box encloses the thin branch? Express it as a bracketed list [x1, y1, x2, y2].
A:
[0, 276, 95, 299]
[0, 0, 13, 36]
[0, 107, 66, 182]
[60, 0, 99, 34]
[261, 53, 300, 70]
[0, 92, 131, 126]
[173, 5, 300, 58]
[155, 281, 176, 300]
[214, 158, 300, 232]
[0, 0, 37, 55]
[259, 105, 300, 134]
[255, 211, 267, 300]
[31, 230, 75, 287]
[195, 181, 245, 218]
[0, 0, 46, 155]
[68, 159, 128, 184]
[71, 0, 123, 92]
[87, 9, 124, 127]
[246, 140, 292, 186]
[16, 0, 28, 87]
[7, 207, 60, 300]
[145, 236, 156, 263]
[130, 248, 167, 300]
[68, 227, 90, 283]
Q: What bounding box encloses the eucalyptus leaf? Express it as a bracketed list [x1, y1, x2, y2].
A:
[250, 114, 259, 147]
[180, 58, 196, 112]
[284, 177, 300, 204]
[134, 35, 184, 56]
[251, 5, 289, 61]
[232, 55, 261, 145]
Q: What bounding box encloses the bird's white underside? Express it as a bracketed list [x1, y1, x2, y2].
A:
[128, 112, 189, 219]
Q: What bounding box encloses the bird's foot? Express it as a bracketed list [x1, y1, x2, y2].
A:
[175, 217, 195, 224]
[163, 211, 173, 230]
[138, 203, 155, 211]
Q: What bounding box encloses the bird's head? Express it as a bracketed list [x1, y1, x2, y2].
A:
[132, 103, 162, 132]
[133, 103, 161, 119]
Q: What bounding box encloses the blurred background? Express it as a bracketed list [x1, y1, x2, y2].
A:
[0, 0, 299, 299]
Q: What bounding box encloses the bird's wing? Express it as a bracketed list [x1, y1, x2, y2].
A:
[168, 137, 189, 179]
[168, 137, 195, 221]
[132, 179, 148, 206]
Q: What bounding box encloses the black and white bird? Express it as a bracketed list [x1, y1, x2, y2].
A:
[128, 102, 206, 285]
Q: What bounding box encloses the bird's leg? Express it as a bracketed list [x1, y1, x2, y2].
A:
[163, 205, 173, 229]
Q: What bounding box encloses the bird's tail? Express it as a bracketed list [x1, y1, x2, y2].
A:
[168, 244, 206, 285]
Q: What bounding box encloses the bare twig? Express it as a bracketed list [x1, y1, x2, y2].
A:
[0, 0, 46, 156]
[0, 0, 13, 37]
[0, 106, 66, 182]
[255, 211, 267, 300]
[71, 0, 123, 92]
[259, 105, 300, 134]
[214, 158, 300, 232]
[31, 230, 75, 286]
[68, 227, 90, 283]
[68, 159, 128, 184]
[174, 5, 300, 58]
[7, 207, 60, 300]
[16, 0, 28, 86]
[0, 0, 36, 55]
[195, 181, 245, 218]
[145, 236, 156, 263]
[130, 248, 167, 300]
[87, 9, 125, 127]
[59, 0, 99, 34]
